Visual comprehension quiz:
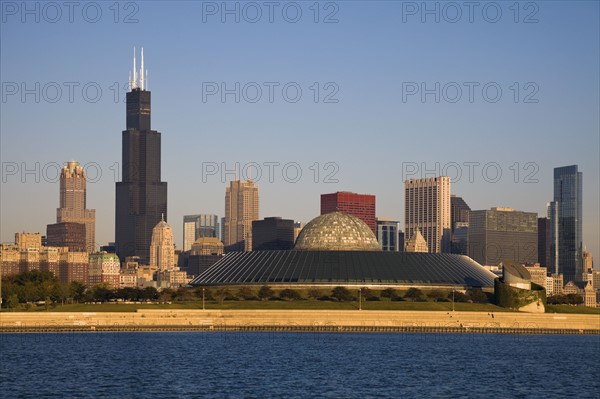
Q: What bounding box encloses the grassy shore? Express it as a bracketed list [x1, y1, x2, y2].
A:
[3, 300, 597, 314]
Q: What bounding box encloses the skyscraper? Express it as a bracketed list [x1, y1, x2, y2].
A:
[115, 48, 167, 264]
[550, 165, 583, 282]
[183, 214, 219, 251]
[537, 216, 551, 267]
[450, 195, 470, 255]
[252, 217, 295, 251]
[376, 218, 400, 251]
[224, 180, 259, 252]
[149, 215, 175, 271]
[56, 161, 96, 253]
[404, 176, 451, 253]
[468, 207, 538, 266]
[321, 191, 376, 234]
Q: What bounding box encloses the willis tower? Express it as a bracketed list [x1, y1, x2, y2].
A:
[116, 48, 167, 263]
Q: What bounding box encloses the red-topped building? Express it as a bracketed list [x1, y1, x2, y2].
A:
[320, 191, 376, 234]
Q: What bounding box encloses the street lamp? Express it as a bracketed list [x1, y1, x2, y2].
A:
[358, 288, 362, 311]
[202, 288, 205, 310]
[452, 286, 455, 312]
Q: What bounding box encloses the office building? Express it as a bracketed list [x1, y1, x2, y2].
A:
[376, 218, 400, 251]
[224, 180, 259, 252]
[115, 48, 168, 263]
[252, 217, 295, 251]
[46, 222, 86, 252]
[321, 191, 376, 234]
[537, 217, 551, 267]
[450, 195, 470, 255]
[149, 216, 175, 271]
[405, 229, 429, 253]
[15, 233, 42, 251]
[549, 165, 582, 282]
[55, 161, 96, 253]
[469, 207, 538, 266]
[404, 176, 451, 253]
[183, 214, 219, 251]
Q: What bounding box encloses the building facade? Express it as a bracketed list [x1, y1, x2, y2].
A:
[537, 217, 551, 268]
[183, 214, 219, 251]
[46, 222, 86, 252]
[115, 49, 168, 264]
[450, 195, 470, 255]
[404, 229, 429, 253]
[55, 161, 96, 253]
[149, 216, 175, 271]
[252, 217, 295, 251]
[89, 252, 120, 289]
[321, 191, 376, 234]
[376, 218, 400, 251]
[468, 207, 538, 266]
[224, 180, 259, 252]
[549, 165, 583, 282]
[404, 176, 451, 253]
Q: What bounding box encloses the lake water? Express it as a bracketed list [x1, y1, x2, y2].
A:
[1, 332, 599, 398]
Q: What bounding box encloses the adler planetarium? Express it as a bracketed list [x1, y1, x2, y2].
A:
[190, 212, 496, 289]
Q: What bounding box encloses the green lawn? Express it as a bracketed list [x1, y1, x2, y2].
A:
[545, 304, 600, 314]
[2, 300, 515, 313]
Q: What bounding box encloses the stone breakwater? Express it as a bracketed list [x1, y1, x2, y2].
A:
[1, 310, 599, 334]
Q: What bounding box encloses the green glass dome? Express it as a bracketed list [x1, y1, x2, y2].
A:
[294, 212, 381, 251]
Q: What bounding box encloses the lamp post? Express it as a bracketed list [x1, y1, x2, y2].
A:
[452, 286, 455, 312]
[358, 288, 362, 311]
[202, 288, 205, 310]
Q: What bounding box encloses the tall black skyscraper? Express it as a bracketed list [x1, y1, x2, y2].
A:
[550, 165, 582, 282]
[115, 48, 167, 263]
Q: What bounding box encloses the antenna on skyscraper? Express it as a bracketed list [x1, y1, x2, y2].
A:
[140, 47, 145, 90]
[132, 47, 137, 90]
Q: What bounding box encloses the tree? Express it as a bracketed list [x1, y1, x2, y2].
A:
[404, 288, 424, 302]
[381, 288, 398, 299]
[69, 281, 87, 302]
[467, 288, 488, 304]
[426, 289, 447, 302]
[258, 286, 274, 301]
[213, 287, 229, 305]
[279, 289, 301, 300]
[448, 291, 470, 303]
[237, 287, 255, 300]
[360, 287, 373, 299]
[331, 286, 353, 302]
[7, 294, 19, 310]
[307, 288, 322, 300]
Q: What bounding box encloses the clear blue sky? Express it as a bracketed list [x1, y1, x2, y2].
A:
[1, 1, 599, 260]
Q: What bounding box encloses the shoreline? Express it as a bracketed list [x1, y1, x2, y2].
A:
[1, 310, 599, 334]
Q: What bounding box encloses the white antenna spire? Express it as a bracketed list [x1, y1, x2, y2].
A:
[145, 69, 148, 91]
[140, 47, 145, 90]
[128, 70, 132, 90]
[132, 46, 137, 90]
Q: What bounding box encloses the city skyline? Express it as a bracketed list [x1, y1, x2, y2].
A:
[1, 2, 598, 259]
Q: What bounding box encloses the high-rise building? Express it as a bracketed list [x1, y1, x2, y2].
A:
[46, 222, 86, 252]
[186, 237, 225, 277]
[149, 215, 175, 271]
[468, 207, 538, 266]
[224, 180, 259, 252]
[376, 218, 400, 251]
[537, 217, 551, 267]
[293, 222, 304, 243]
[582, 250, 593, 271]
[404, 176, 451, 253]
[252, 217, 295, 251]
[55, 161, 96, 253]
[549, 165, 583, 282]
[183, 214, 219, 251]
[115, 48, 167, 264]
[321, 191, 376, 234]
[450, 195, 470, 255]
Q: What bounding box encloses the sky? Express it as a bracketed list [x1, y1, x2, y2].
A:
[1, 1, 599, 260]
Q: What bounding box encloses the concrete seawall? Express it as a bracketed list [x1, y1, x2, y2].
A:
[1, 310, 599, 334]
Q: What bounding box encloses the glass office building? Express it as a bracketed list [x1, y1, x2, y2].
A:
[550, 165, 583, 282]
[183, 214, 220, 252]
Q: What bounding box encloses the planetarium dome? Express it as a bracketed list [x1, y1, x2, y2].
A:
[294, 212, 381, 251]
